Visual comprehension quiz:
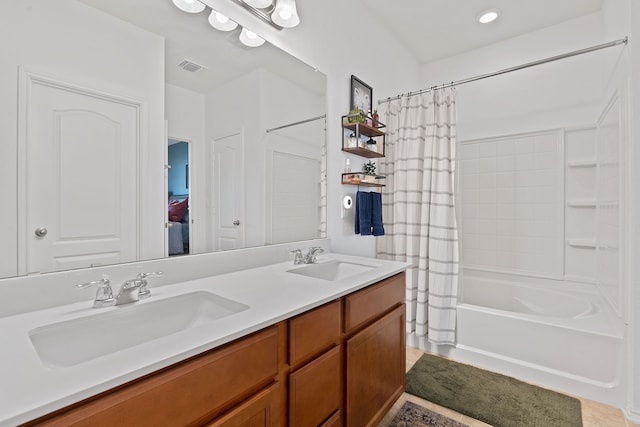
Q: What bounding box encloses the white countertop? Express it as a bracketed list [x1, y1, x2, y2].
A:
[0, 253, 408, 426]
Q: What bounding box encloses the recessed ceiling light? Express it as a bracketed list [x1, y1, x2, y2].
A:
[478, 9, 499, 24]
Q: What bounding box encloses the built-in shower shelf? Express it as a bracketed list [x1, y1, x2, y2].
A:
[567, 160, 597, 168]
[567, 200, 597, 208]
[567, 239, 597, 249]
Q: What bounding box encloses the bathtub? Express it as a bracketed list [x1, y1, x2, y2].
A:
[413, 271, 626, 407]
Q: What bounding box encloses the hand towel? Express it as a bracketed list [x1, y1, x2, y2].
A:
[371, 191, 385, 236]
[355, 191, 373, 235]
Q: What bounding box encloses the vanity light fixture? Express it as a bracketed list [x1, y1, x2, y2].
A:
[271, 0, 300, 28]
[239, 27, 266, 47]
[172, 0, 206, 14]
[478, 9, 499, 24]
[208, 10, 239, 31]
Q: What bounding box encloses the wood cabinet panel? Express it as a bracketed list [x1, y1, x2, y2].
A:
[289, 345, 342, 427]
[346, 305, 405, 427]
[35, 327, 279, 427]
[206, 383, 276, 427]
[289, 299, 341, 369]
[321, 410, 342, 427]
[344, 272, 405, 333]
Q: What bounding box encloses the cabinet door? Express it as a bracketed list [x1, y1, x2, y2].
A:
[289, 345, 342, 427]
[345, 305, 405, 427]
[206, 384, 276, 427]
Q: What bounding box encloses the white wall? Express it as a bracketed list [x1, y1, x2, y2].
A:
[165, 84, 206, 254]
[0, 0, 165, 278]
[420, 12, 608, 141]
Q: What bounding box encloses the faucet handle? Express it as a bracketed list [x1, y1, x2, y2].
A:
[290, 249, 305, 265]
[305, 247, 324, 263]
[136, 271, 164, 299]
[76, 274, 115, 308]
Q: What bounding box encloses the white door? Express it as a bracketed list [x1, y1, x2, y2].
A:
[21, 74, 139, 274]
[212, 132, 244, 250]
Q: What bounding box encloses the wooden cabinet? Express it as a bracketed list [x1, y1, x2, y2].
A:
[24, 272, 406, 427]
[288, 300, 342, 426]
[345, 306, 406, 427]
[344, 272, 406, 427]
[206, 384, 276, 427]
[28, 327, 280, 427]
[289, 346, 342, 427]
[289, 300, 341, 369]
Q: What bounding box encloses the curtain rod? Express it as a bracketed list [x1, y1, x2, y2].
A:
[266, 114, 326, 133]
[379, 36, 628, 105]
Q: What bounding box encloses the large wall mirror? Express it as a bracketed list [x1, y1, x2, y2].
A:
[0, 0, 327, 279]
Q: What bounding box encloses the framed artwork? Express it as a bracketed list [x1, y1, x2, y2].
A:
[350, 75, 372, 113]
[185, 164, 189, 189]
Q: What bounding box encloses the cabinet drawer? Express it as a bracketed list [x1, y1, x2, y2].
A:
[289, 300, 341, 368]
[37, 326, 279, 427]
[344, 272, 405, 333]
[206, 383, 276, 427]
[289, 345, 342, 427]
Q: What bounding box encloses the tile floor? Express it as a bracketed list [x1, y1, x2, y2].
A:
[378, 346, 640, 427]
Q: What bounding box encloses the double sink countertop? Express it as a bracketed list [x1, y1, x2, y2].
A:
[0, 253, 409, 426]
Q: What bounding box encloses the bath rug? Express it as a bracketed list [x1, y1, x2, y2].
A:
[406, 353, 582, 427]
[388, 401, 471, 427]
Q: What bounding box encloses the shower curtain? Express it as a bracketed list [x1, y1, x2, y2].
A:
[377, 89, 459, 345]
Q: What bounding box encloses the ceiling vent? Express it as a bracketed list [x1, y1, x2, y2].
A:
[178, 60, 206, 72]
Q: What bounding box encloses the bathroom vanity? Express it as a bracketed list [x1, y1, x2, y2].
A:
[0, 251, 407, 427]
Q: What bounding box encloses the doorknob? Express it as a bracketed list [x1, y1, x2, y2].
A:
[34, 227, 48, 237]
[233, 220, 240, 226]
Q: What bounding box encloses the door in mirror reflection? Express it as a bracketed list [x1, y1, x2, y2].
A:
[167, 139, 191, 256]
[212, 132, 245, 251]
[21, 74, 139, 274]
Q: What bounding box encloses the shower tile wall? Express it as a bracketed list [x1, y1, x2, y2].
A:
[460, 130, 564, 278]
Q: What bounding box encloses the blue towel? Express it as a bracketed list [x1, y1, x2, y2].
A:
[355, 191, 372, 235]
[355, 191, 384, 236]
[371, 192, 385, 236]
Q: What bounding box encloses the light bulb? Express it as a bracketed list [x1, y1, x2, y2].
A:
[208, 10, 238, 31]
[239, 27, 266, 47]
[272, 0, 299, 28]
[244, 0, 273, 8]
[478, 10, 499, 24]
[278, 8, 292, 20]
[172, 0, 206, 13]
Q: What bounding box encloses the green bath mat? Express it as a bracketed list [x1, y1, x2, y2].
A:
[406, 353, 583, 427]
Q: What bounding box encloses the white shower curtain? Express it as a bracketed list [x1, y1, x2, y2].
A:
[377, 89, 460, 345]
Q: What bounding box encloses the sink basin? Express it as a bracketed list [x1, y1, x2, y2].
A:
[29, 291, 249, 368]
[287, 260, 378, 281]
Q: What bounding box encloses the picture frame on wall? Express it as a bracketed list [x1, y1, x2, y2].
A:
[350, 75, 372, 113]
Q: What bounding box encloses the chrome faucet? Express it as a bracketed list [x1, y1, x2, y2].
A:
[304, 247, 324, 264]
[290, 247, 324, 265]
[76, 275, 115, 308]
[115, 272, 163, 305]
[77, 272, 163, 307]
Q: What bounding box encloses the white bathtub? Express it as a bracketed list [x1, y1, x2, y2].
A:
[414, 271, 627, 407]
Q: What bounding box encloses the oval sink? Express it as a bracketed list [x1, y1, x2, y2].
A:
[28, 291, 249, 368]
[287, 260, 379, 281]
